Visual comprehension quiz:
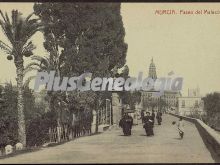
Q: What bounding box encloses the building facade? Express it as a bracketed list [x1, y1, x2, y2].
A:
[140, 58, 181, 113]
[161, 90, 181, 111]
[177, 87, 204, 116]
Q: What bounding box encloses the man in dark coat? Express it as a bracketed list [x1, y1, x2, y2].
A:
[119, 113, 133, 136]
[156, 111, 162, 125]
[151, 110, 155, 125]
[143, 112, 154, 136]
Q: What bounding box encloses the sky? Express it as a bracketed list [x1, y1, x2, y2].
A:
[121, 3, 220, 96]
[0, 3, 220, 96]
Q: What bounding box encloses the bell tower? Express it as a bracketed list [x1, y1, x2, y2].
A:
[148, 58, 157, 80]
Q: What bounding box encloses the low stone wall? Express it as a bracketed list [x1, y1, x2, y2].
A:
[169, 113, 220, 157]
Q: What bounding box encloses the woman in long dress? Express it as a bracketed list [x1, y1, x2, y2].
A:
[119, 113, 133, 136]
[156, 111, 162, 125]
[143, 112, 154, 136]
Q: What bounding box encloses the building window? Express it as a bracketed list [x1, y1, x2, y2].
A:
[181, 100, 185, 108]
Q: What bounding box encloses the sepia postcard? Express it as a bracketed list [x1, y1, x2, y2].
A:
[0, 1, 220, 164]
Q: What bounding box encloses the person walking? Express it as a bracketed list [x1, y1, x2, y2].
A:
[156, 111, 162, 125]
[151, 110, 155, 125]
[143, 112, 154, 136]
[177, 117, 184, 139]
[119, 113, 133, 136]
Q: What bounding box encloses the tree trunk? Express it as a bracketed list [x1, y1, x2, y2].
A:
[95, 109, 99, 133]
[15, 58, 26, 147]
[49, 93, 55, 112]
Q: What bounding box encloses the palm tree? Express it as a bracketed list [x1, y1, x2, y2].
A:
[23, 55, 58, 113]
[0, 10, 42, 146]
[23, 55, 50, 87]
[24, 31, 64, 86]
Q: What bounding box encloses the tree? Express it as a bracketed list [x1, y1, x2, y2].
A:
[202, 92, 220, 128]
[0, 83, 37, 147]
[34, 3, 128, 132]
[203, 92, 220, 117]
[0, 83, 18, 148]
[0, 10, 42, 146]
[34, 2, 127, 79]
[24, 55, 59, 109]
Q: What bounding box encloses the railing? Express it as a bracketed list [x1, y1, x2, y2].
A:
[48, 124, 69, 143]
[48, 123, 92, 144]
[169, 113, 220, 157]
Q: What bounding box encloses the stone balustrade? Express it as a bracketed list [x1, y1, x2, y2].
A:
[169, 113, 220, 157]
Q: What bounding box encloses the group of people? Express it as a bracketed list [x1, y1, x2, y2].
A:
[119, 110, 163, 136]
[119, 110, 185, 139]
